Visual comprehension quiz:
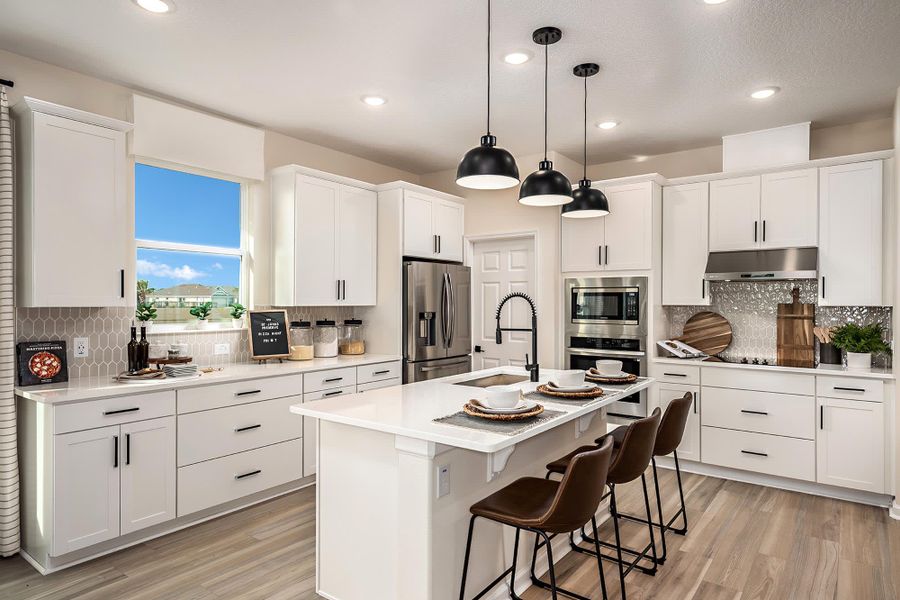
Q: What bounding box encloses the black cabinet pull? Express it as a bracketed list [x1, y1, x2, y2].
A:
[598, 245, 602, 265]
[235, 469, 261, 480]
[605, 245, 609, 265]
[323, 390, 344, 397]
[663, 372, 688, 378]
[438, 235, 441, 254]
[125, 433, 131, 465]
[235, 390, 262, 397]
[323, 377, 343, 383]
[762, 220, 767, 242]
[820, 405, 824, 430]
[235, 424, 262, 433]
[693, 392, 698, 415]
[701, 279, 705, 299]
[753, 221, 758, 242]
[120, 269, 125, 298]
[821, 275, 825, 298]
[373, 370, 391, 375]
[740, 409, 769, 416]
[104, 407, 140, 416]
[113, 435, 119, 468]
[741, 450, 768, 458]
[337, 279, 341, 300]
[342, 279, 347, 300]
[833, 386, 865, 393]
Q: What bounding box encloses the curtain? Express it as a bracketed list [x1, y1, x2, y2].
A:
[0, 86, 19, 557]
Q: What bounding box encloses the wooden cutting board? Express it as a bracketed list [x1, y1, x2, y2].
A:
[777, 288, 814, 368]
[676, 311, 732, 356]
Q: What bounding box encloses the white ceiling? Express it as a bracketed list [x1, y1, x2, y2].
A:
[2, 0, 899, 174]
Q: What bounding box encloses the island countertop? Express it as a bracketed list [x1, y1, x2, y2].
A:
[290, 366, 651, 454]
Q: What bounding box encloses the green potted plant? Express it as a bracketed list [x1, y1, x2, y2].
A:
[830, 323, 891, 370]
[189, 301, 214, 330]
[229, 302, 247, 329]
[135, 301, 157, 330]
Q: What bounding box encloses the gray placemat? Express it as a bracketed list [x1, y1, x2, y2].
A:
[433, 408, 566, 436]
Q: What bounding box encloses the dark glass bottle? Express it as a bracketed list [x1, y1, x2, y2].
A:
[127, 322, 139, 373]
[138, 325, 150, 370]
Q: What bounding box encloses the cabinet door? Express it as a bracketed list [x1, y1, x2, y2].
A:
[662, 183, 710, 305]
[560, 215, 605, 272]
[602, 182, 654, 271]
[760, 168, 818, 248]
[295, 175, 340, 305]
[433, 200, 464, 262]
[403, 192, 436, 259]
[303, 416, 317, 477]
[53, 425, 120, 555]
[818, 161, 883, 306]
[817, 397, 884, 493]
[709, 176, 761, 251]
[657, 383, 700, 462]
[30, 113, 128, 307]
[120, 417, 176, 535]
[338, 186, 377, 305]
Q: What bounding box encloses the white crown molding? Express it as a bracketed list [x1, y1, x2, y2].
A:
[17, 96, 133, 132]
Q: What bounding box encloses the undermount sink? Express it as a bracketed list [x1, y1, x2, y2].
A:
[454, 373, 530, 388]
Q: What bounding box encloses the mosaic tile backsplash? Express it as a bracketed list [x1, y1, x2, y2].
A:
[664, 280, 893, 367]
[16, 305, 368, 379]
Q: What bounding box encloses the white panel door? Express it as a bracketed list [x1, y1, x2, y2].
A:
[471, 237, 536, 370]
[601, 182, 653, 271]
[303, 416, 317, 477]
[31, 112, 128, 307]
[662, 183, 710, 305]
[760, 168, 818, 248]
[818, 161, 883, 306]
[709, 175, 761, 251]
[53, 425, 120, 555]
[657, 383, 700, 462]
[403, 192, 436, 259]
[560, 216, 604, 272]
[120, 416, 176, 535]
[817, 397, 884, 493]
[338, 186, 377, 305]
[433, 200, 464, 262]
[295, 175, 340, 305]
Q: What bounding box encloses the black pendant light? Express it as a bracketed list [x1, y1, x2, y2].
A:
[456, 0, 519, 190]
[562, 63, 610, 218]
[519, 26, 572, 207]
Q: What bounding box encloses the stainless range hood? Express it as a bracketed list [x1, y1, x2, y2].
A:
[704, 247, 818, 281]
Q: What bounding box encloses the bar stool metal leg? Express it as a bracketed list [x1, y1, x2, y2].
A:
[459, 516, 477, 600]
[639, 473, 659, 575]
[590, 516, 609, 600]
[609, 487, 628, 600]
[615, 452, 690, 541]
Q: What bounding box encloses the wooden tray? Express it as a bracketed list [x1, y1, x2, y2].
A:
[536, 384, 605, 399]
[463, 402, 544, 421]
[585, 372, 638, 385]
[677, 311, 732, 356]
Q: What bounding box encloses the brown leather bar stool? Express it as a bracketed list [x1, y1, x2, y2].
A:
[459, 437, 615, 600]
[609, 392, 693, 564]
[545, 408, 661, 600]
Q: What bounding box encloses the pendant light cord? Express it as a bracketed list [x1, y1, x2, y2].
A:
[486, 0, 491, 135]
[543, 43, 549, 160]
[583, 76, 588, 180]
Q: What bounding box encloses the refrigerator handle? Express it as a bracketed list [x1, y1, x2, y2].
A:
[440, 272, 450, 349]
[446, 272, 455, 347]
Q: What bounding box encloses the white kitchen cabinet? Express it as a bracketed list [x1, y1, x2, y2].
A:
[818, 160, 883, 306]
[560, 215, 605, 272]
[709, 176, 761, 251]
[816, 396, 885, 493]
[402, 191, 465, 262]
[294, 176, 340, 305]
[657, 383, 700, 462]
[303, 416, 317, 478]
[120, 416, 176, 535]
[433, 199, 465, 261]
[662, 183, 710, 305]
[15, 98, 133, 307]
[337, 185, 378, 304]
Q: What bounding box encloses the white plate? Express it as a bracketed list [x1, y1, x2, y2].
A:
[547, 382, 598, 393]
[474, 399, 539, 415]
[589, 370, 632, 379]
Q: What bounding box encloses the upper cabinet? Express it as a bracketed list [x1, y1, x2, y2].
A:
[15, 98, 133, 307]
[271, 167, 377, 306]
[818, 160, 883, 306]
[402, 191, 464, 262]
[662, 182, 710, 306]
[561, 180, 656, 273]
[708, 168, 817, 251]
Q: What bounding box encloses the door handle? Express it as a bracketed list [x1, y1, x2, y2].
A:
[820, 405, 824, 430]
[125, 433, 131, 465]
[342, 280, 346, 300]
[438, 235, 441, 254]
[701, 279, 705, 299]
[693, 391, 698, 414]
[113, 435, 119, 468]
[753, 221, 758, 242]
[337, 279, 341, 300]
[604, 245, 609, 265]
[598, 245, 602, 265]
[821, 276, 826, 298]
[446, 272, 455, 347]
[120, 269, 125, 299]
[762, 220, 767, 242]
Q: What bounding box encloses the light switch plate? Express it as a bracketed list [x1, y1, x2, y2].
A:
[437, 464, 450, 498]
[214, 343, 230, 355]
[74, 337, 89, 358]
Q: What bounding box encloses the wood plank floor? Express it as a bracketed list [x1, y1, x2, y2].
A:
[1, 469, 898, 599]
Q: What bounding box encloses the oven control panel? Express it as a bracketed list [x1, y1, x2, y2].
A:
[569, 336, 642, 352]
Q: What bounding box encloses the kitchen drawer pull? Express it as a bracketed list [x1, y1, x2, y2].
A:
[663, 372, 688, 378]
[833, 386, 866, 393]
[741, 450, 768, 458]
[235, 469, 262, 480]
[104, 407, 140, 416]
[235, 390, 262, 397]
[372, 369, 391, 376]
[323, 377, 344, 383]
[323, 390, 344, 397]
[234, 424, 262, 433]
[740, 409, 769, 416]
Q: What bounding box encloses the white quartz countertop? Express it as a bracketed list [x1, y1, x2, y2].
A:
[15, 354, 402, 404]
[290, 366, 652, 454]
[652, 356, 895, 380]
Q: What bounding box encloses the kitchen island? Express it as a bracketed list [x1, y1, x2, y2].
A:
[290, 366, 652, 600]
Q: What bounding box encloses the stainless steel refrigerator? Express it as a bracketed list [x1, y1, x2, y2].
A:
[403, 260, 472, 383]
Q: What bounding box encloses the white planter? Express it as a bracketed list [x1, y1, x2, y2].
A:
[141, 320, 153, 333]
[846, 352, 872, 370]
[196, 319, 212, 331]
[232, 318, 244, 329]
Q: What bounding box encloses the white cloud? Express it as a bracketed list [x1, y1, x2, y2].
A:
[137, 259, 206, 281]
[211, 262, 224, 270]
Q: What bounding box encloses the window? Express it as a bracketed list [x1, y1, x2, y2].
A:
[135, 163, 245, 324]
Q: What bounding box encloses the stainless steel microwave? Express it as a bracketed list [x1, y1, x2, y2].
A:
[566, 277, 646, 330]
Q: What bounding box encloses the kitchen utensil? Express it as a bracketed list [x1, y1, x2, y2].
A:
[676, 311, 733, 356]
[594, 359, 623, 376]
[777, 287, 815, 368]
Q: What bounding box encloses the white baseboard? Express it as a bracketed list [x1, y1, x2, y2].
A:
[890, 501, 900, 521]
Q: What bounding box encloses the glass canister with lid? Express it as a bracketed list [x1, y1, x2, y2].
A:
[339, 318, 366, 355]
[288, 321, 314, 361]
[314, 319, 339, 358]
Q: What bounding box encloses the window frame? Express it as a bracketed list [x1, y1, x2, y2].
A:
[134, 158, 250, 331]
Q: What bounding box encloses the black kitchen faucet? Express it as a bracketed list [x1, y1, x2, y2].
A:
[495, 292, 539, 382]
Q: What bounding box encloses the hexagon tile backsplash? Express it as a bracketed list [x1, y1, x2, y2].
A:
[16, 305, 364, 379]
[664, 280, 893, 367]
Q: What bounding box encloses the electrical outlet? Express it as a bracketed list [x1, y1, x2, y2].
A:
[74, 337, 89, 358]
[436, 464, 450, 498]
[214, 343, 230, 356]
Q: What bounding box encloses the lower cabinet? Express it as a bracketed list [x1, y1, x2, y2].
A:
[120, 417, 177, 535]
[657, 382, 700, 462]
[816, 397, 885, 493]
[701, 426, 816, 482]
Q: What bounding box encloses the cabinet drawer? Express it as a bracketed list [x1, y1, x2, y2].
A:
[651, 363, 700, 385]
[357, 361, 402, 385]
[177, 375, 303, 414]
[701, 387, 815, 439]
[816, 376, 883, 403]
[358, 378, 402, 393]
[177, 438, 303, 516]
[54, 391, 175, 434]
[177, 396, 303, 467]
[702, 367, 814, 396]
[701, 426, 814, 481]
[304, 385, 357, 402]
[303, 367, 357, 393]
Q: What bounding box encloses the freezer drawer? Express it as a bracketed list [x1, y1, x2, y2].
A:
[403, 356, 472, 383]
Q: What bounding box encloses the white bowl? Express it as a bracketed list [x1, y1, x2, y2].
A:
[555, 370, 585, 387]
[482, 387, 522, 409]
[594, 360, 623, 376]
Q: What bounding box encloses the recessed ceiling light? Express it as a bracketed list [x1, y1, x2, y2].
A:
[750, 86, 780, 99]
[134, 0, 173, 13]
[703, 0, 729, 4]
[503, 52, 532, 65]
[596, 121, 619, 130]
[361, 95, 387, 107]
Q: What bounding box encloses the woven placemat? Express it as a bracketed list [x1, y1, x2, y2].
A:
[433, 408, 566, 436]
[536, 384, 604, 399]
[586, 371, 638, 385]
[524, 391, 602, 407]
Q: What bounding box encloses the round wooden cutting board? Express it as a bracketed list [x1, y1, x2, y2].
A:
[676, 311, 733, 356]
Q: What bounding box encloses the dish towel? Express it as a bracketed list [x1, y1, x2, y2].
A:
[0, 85, 20, 557]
